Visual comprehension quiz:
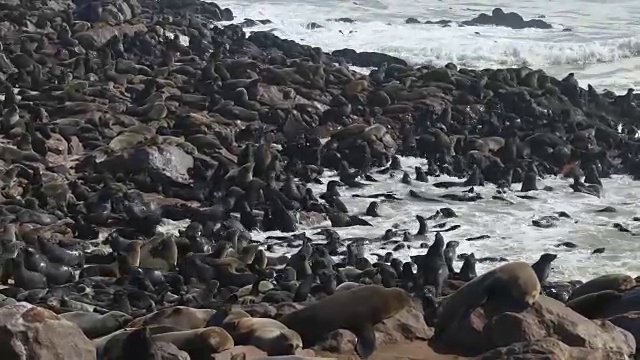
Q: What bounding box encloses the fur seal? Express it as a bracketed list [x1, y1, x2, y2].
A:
[365, 201, 381, 217]
[566, 290, 623, 319]
[279, 285, 412, 358]
[126, 306, 215, 330]
[567, 274, 635, 301]
[216, 309, 302, 356]
[530, 253, 557, 284]
[60, 311, 132, 339]
[152, 327, 235, 358]
[435, 261, 541, 337]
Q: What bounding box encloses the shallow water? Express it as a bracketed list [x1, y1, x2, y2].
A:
[161, 156, 640, 282]
[219, 0, 640, 93]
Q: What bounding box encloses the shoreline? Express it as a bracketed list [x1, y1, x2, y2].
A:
[0, 0, 637, 358]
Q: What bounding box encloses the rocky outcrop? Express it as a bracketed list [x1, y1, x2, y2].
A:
[331, 48, 408, 68]
[0, 303, 96, 360]
[462, 8, 553, 29]
[474, 337, 631, 359]
[434, 295, 635, 357]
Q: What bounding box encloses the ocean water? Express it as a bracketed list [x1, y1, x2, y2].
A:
[219, 0, 640, 93]
[187, 0, 640, 281]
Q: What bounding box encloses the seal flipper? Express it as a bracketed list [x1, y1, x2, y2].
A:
[354, 324, 377, 359]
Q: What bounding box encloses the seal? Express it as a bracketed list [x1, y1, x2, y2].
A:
[126, 306, 216, 330]
[216, 309, 302, 356]
[279, 285, 412, 358]
[458, 253, 477, 282]
[152, 327, 235, 358]
[365, 201, 381, 217]
[530, 253, 557, 284]
[565, 290, 623, 319]
[435, 261, 541, 337]
[416, 232, 448, 296]
[567, 274, 635, 301]
[60, 311, 133, 339]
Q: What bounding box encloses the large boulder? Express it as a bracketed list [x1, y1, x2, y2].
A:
[0, 302, 96, 360]
[474, 337, 631, 359]
[75, 23, 147, 49]
[434, 295, 635, 357]
[101, 144, 194, 185]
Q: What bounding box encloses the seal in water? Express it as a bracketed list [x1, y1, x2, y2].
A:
[435, 261, 541, 337]
[279, 285, 411, 358]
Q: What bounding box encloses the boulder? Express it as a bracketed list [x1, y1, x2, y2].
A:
[128, 144, 194, 185]
[75, 23, 147, 49]
[434, 295, 635, 356]
[0, 302, 96, 360]
[474, 337, 631, 359]
[461, 8, 553, 30]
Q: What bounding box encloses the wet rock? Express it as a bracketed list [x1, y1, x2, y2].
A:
[0, 302, 96, 360]
[405, 17, 421, 24]
[332, 48, 408, 67]
[434, 295, 635, 356]
[462, 8, 553, 29]
[306, 22, 323, 30]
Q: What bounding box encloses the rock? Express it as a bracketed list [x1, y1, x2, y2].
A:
[462, 8, 553, 29]
[331, 48, 408, 68]
[474, 337, 631, 359]
[405, 17, 421, 24]
[156, 342, 191, 360]
[0, 303, 96, 360]
[434, 295, 635, 356]
[75, 23, 148, 49]
[306, 22, 323, 30]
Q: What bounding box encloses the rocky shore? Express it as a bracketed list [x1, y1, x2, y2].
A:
[0, 0, 639, 359]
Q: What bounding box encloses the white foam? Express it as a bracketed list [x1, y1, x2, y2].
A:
[217, 0, 640, 92]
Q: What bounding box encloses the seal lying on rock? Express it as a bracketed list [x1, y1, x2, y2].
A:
[279, 285, 412, 358]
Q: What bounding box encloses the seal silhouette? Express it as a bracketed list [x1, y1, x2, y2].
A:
[278, 285, 412, 358]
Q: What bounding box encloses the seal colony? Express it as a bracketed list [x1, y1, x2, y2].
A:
[0, 0, 637, 358]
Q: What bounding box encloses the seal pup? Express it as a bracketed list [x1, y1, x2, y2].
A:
[435, 261, 541, 337]
[279, 285, 412, 358]
[567, 274, 635, 301]
[458, 253, 477, 281]
[530, 253, 557, 284]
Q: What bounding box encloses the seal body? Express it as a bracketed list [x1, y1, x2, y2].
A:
[279, 285, 411, 358]
[435, 261, 541, 336]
